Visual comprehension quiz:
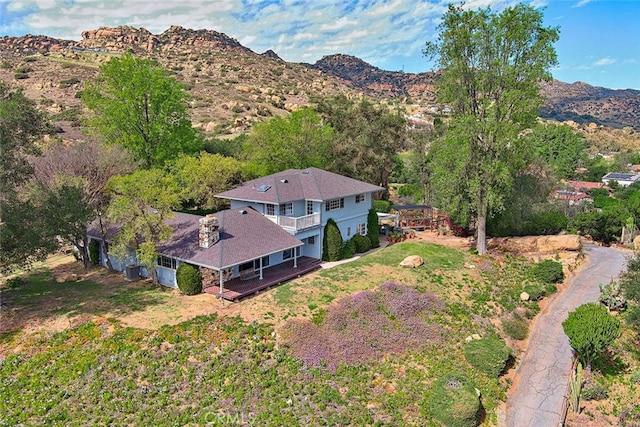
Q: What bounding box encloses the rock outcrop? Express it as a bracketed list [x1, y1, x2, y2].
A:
[399, 255, 424, 268]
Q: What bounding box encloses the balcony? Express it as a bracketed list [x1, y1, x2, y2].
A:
[265, 212, 321, 234]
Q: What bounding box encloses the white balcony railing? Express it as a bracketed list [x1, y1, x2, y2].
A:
[264, 212, 321, 233]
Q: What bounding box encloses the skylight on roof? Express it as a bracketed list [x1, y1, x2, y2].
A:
[257, 184, 271, 192]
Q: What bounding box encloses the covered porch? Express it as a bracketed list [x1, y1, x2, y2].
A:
[204, 256, 322, 301]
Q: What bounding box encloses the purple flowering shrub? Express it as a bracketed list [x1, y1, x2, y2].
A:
[280, 282, 445, 371]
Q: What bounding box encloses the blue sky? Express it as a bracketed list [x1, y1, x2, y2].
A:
[1, 0, 638, 89]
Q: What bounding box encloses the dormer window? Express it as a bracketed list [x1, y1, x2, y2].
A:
[355, 194, 366, 203]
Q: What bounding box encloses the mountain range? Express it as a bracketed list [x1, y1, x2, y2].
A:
[0, 25, 638, 143]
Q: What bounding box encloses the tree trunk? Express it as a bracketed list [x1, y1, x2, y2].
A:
[476, 204, 488, 255]
[75, 240, 90, 270]
[101, 241, 114, 271]
[97, 214, 114, 271]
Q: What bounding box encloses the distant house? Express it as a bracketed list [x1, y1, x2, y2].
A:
[601, 172, 640, 187]
[554, 190, 590, 205]
[566, 180, 608, 193]
[87, 167, 384, 300]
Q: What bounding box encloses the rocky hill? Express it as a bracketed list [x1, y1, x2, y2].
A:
[538, 80, 640, 129]
[0, 26, 361, 140]
[0, 25, 638, 145]
[312, 54, 438, 102]
[316, 54, 640, 130]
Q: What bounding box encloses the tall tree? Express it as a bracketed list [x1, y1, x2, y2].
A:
[83, 52, 202, 168]
[106, 169, 180, 282]
[29, 140, 136, 268]
[527, 123, 587, 180]
[424, 4, 559, 254]
[242, 108, 334, 177]
[317, 96, 406, 188]
[172, 152, 244, 211]
[0, 82, 53, 270]
[0, 82, 50, 196]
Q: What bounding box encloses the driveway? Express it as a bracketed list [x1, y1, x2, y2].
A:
[505, 244, 628, 427]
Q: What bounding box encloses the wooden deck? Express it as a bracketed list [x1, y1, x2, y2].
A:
[204, 256, 322, 301]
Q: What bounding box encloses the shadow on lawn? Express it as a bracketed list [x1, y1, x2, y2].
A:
[0, 258, 171, 334]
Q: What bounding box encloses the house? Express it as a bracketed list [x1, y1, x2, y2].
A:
[215, 167, 385, 260]
[87, 167, 384, 300]
[566, 180, 608, 193]
[601, 172, 640, 187]
[554, 190, 591, 205]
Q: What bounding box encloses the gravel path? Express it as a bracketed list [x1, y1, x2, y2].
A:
[505, 244, 628, 427]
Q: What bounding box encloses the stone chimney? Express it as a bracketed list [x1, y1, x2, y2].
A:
[199, 214, 220, 248]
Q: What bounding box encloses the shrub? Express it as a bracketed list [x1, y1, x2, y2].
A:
[373, 199, 391, 213]
[281, 282, 444, 371]
[341, 239, 356, 259]
[6, 277, 26, 289]
[502, 314, 529, 340]
[351, 234, 371, 253]
[59, 77, 80, 88]
[367, 209, 380, 248]
[14, 73, 28, 80]
[464, 337, 513, 377]
[545, 284, 558, 295]
[562, 303, 621, 369]
[599, 281, 627, 311]
[16, 65, 32, 73]
[582, 382, 608, 401]
[176, 263, 202, 295]
[88, 239, 100, 266]
[620, 254, 640, 303]
[322, 218, 343, 262]
[532, 259, 564, 284]
[523, 284, 546, 301]
[625, 305, 640, 334]
[426, 374, 480, 427]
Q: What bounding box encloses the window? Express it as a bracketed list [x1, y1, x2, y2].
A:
[306, 200, 314, 215]
[157, 255, 177, 270]
[266, 204, 275, 215]
[279, 202, 293, 216]
[356, 223, 367, 235]
[346, 227, 351, 237]
[325, 198, 344, 211]
[283, 248, 293, 260]
[239, 261, 254, 272]
[355, 194, 366, 204]
[307, 236, 315, 245]
[260, 255, 270, 267]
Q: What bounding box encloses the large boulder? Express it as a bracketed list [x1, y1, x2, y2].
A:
[536, 235, 582, 252]
[399, 255, 424, 268]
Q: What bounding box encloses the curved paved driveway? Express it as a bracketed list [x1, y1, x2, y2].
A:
[505, 244, 628, 427]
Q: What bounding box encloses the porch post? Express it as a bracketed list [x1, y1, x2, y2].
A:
[259, 257, 263, 280]
[219, 269, 224, 297]
[294, 247, 298, 268]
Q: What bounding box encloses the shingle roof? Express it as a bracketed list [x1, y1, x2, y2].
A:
[216, 167, 385, 204]
[87, 208, 303, 270]
[566, 180, 605, 191]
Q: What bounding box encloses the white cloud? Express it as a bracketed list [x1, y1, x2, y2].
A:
[573, 0, 593, 8]
[593, 57, 616, 66]
[320, 17, 358, 31]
